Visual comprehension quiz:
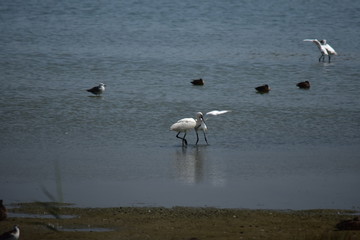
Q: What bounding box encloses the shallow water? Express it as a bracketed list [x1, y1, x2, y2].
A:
[8, 212, 75, 219]
[1, 0, 360, 209]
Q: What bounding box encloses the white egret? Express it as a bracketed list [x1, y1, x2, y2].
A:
[87, 83, 106, 96]
[196, 110, 232, 136]
[303, 39, 337, 62]
[170, 110, 231, 146]
[170, 112, 205, 147]
[205, 110, 231, 116]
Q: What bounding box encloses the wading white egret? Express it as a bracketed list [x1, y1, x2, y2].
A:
[87, 83, 106, 96]
[170, 112, 205, 147]
[303, 39, 337, 62]
[170, 110, 231, 146]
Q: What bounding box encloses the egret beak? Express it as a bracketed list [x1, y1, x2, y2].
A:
[200, 119, 208, 132]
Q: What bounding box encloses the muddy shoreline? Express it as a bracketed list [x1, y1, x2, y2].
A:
[2, 202, 359, 240]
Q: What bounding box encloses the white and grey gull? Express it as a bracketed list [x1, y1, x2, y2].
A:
[86, 83, 106, 96]
[0, 225, 20, 240]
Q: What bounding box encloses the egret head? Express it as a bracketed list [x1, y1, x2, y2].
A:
[196, 112, 205, 122]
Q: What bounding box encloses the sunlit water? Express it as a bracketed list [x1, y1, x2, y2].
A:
[1, 0, 360, 209]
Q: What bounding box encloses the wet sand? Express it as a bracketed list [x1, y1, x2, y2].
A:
[2, 202, 360, 240]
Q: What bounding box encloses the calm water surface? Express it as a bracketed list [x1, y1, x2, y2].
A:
[1, 0, 360, 209]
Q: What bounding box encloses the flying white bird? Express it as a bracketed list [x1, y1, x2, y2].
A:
[205, 110, 231, 116]
[170, 110, 231, 146]
[0, 225, 20, 240]
[86, 83, 106, 96]
[303, 39, 337, 62]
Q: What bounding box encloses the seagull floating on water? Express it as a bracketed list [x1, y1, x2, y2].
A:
[191, 78, 205, 85]
[170, 110, 231, 146]
[0, 226, 20, 240]
[296, 81, 310, 89]
[86, 83, 106, 96]
[255, 84, 270, 94]
[303, 39, 337, 62]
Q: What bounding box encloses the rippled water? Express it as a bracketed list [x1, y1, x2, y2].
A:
[1, 0, 360, 209]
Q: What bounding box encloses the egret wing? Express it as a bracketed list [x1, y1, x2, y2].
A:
[324, 44, 337, 55]
[304, 39, 328, 54]
[170, 118, 196, 131]
[205, 110, 231, 116]
[199, 121, 208, 132]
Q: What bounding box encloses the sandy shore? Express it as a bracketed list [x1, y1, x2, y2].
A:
[1, 202, 359, 240]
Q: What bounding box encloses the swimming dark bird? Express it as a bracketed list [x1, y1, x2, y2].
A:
[296, 81, 310, 89]
[336, 217, 360, 230]
[191, 78, 205, 85]
[86, 83, 106, 96]
[0, 200, 6, 221]
[0, 226, 20, 240]
[255, 84, 270, 93]
[303, 39, 337, 62]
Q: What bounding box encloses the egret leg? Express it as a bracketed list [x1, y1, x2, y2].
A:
[203, 131, 208, 144]
[176, 132, 182, 140]
[176, 132, 188, 146]
[195, 130, 199, 145]
[183, 133, 188, 146]
[328, 55, 331, 63]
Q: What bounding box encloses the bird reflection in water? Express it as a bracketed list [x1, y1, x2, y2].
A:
[174, 147, 227, 187]
[175, 146, 205, 185]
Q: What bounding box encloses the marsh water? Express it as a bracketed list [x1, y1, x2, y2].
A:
[1, 0, 360, 209]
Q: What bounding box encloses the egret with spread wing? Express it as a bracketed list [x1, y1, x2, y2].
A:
[303, 39, 337, 62]
[205, 110, 231, 116]
[170, 110, 231, 146]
